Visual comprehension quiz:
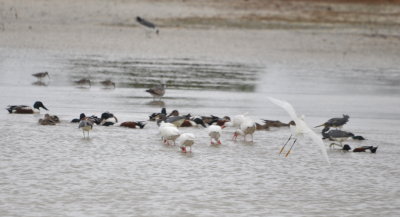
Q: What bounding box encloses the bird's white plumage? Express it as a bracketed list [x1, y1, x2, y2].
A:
[268, 97, 330, 165]
[178, 133, 195, 147]
[159, 122, 180, 144]
[208, 125, 222, 144]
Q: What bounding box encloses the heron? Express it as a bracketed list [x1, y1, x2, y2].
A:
[268, 97, 330, 165]
[315, 114, 349, 129]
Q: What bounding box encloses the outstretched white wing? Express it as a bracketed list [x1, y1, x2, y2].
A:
[305, 128, 331, 165]
[268, 97, 298, 122]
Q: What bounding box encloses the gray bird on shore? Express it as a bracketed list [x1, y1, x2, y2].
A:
[322, 127, 364, 148]
[75, 78, 91, 88]
[315, 114, 349, 129]
[136, 16, 159, 35]
[100, 80, 115, 89]
[32, 72, 50, 81]
[146, 83, 165, 101]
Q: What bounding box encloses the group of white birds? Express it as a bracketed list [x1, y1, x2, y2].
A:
[155, 97, 330, 165]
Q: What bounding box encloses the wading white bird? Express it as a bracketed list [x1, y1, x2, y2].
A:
[268, 97, 330, 165]
[79, 118, 93, 139]
[233, 117, 256, 142]
[159, 122, 180, 145]
[177, 133, 195, 153]
[208, 125, 223, 145]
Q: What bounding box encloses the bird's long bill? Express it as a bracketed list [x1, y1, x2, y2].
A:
[42, 105, 48, 110]
[314, 124, 324, 128]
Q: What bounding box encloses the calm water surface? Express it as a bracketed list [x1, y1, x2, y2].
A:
[0, 48, 399, 217]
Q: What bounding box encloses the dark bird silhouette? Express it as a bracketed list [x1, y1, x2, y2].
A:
[149, 108, 167, 121]
[315, 114, 349, 129]
[120, 121, 146, 129]
[32, 72, 50, 80]
[342, 144, 378, 153]
[100, 80, 115, 89]
[136, 16, 159, 34]
[322, 127, 365, 148]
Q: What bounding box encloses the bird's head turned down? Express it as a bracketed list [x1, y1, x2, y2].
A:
[33, 101, 48, 110]
[342, 144, 352, 151]
[343, 114, 349, 119]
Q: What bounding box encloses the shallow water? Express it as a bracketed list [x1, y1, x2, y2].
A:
[1, 47, 400, 217]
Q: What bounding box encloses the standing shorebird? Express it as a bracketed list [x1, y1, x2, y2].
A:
[136, 16, 159, 35]
[322, 127, 364, 148]
[315, 114, 349, 129]
[268, 97, 330, 165]
[79, 117, 93, 139]
[75, 78, 91, 88]
[100, 80, 115, 89]
[32, 72, 50, 81]
[6, 101, 48, 114]
[146, 83, 165, 101]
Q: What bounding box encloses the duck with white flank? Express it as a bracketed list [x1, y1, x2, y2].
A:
[342, 144, 378, 153]
[233, 117, 256, 142]
[99, 112, 118, 126]
[6, 101, 48, 114]
[79, 117, 94, 139]
[315, 114, 349, 129]
[177, 133, 195, 153]
[268, 97, 330, 165]
[146, 83, 165, 101]
[159, 122, 180, 145]
[149, 108, 167, 121]
[120, 121, 146, 129]
[208, 125, 223, 145]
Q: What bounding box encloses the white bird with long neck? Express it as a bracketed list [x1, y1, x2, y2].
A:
[177, 133, 195, 153]
[208, 125, 223, 145]
[233, 117, 256, 142]
[268, 97, 330, 165]
[159, 122, 180, 145]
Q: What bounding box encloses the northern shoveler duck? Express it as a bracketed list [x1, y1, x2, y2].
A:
[71, 113, 100, 124]
[177, 133, 195, 153]
[75, 78, 91, 88]
[233, 117, 256, 142]
[100, 112, 118, 126]
[256, 119, 292, 130]
[342, 144, 378, 153]
[100, 80, 115, 89]
[6, 101, 48, 114]
[32, 72, 50, 80]
[120, 121, 146, 129]
[38, 114, 60, 125]
[315, 114, 349, 129]
[79, 117, 94, 139]
[180, 117, 207, 128]
[208, 125, 223, 145]
[149, 108, 167, 121]
[146, 83, 165, 101]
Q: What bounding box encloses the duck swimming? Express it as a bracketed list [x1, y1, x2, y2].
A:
[6, 101, 48, 114]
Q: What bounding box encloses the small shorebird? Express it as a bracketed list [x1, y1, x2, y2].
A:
[146, 83, 165, 101]
[75, 78, 91, 88]
[6, 101, 48, 114]
[79, 117, 93, 139]
[315, 114, 349, 129]
[100, 80, 115, 89]
[177, 133, 195, 153]
[268, 97, 330, 165]
[136, 16, 159, 35]
[32, 72, 50, 80]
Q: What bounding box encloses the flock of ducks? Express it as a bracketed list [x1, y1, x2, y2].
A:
[6, 72, 378, 164]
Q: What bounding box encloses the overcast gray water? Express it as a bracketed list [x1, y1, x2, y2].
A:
[1, 47, 400, 217]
